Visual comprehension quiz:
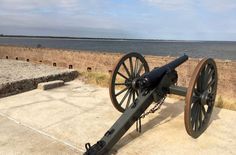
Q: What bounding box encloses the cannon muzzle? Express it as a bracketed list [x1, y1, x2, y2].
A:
[139, 55, 188, 89]
[163, 54, 189, 70]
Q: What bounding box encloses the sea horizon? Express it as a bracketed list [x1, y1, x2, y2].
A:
[0, 35, 236, 60]
[1, 34, 236, 42]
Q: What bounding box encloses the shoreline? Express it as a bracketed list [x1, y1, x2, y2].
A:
[1, 37, 236, 60]
[2, 35, 236, 42]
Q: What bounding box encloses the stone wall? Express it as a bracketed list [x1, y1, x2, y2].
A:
[0, 45, 235, 101]
[0, 71, 78, 98]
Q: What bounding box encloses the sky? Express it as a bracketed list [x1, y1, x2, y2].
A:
[0, 0, 236, 41]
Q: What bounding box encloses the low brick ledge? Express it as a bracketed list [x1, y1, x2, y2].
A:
[0, 70, 78, 98]
[37, 80, 64, 90]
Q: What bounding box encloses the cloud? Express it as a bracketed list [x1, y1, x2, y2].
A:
[0, 0, 122, 30]
[0, 0, 131, 37]
[142, 0, 195, 10]
[0, 0, 110, 15]
[0, 0, 236, 40]
[0, 0, 56, 12]
[142, 0, 236, 12]
[203, 0, 236, 12]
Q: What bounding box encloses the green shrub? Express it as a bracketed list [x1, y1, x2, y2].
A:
[216, 96, 223, 108]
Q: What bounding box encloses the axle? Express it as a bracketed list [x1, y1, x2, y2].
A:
[169, 85, 187, 96]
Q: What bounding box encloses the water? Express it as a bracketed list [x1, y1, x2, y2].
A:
[0, 37, 236, 60]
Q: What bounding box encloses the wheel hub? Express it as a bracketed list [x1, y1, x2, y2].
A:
[200, 91, 209, 105]
[131, 78, 139, 90]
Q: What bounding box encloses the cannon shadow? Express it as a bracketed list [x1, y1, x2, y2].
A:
[111, 100, 184, 153]
[209, 106, 221, 124]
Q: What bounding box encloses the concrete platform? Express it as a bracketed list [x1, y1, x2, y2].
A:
[0, 80, 235, 155]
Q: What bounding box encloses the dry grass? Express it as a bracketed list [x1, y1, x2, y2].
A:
[78, 71, 236, 111]
[78, 71, 111, 87]
[78, 71, 127, 90]
[215, 96, 236, 111]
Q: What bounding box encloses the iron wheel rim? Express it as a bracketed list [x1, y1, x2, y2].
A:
[185, 58, 218, 138]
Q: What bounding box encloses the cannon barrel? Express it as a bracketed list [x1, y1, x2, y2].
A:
[139, 55, 188, 88]
[163, 54, 189, 70]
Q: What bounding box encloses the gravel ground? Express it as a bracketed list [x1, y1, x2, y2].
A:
[0, 59, 73, 84]
[0, 59, 78, 97]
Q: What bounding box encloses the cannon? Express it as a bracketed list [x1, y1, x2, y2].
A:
[84, 52, 218, 154]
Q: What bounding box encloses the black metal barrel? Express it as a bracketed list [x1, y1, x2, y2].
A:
[139, 55, 188, 88]
[163, 54, 189, 70]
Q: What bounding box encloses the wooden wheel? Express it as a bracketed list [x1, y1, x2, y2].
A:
[109, 52, 149, 112]
[185, 58, 218, 138]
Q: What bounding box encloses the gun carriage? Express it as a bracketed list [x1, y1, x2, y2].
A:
[84, 52, 218, 155]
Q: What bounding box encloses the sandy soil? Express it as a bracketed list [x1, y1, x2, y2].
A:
[0, 45, 235, 109]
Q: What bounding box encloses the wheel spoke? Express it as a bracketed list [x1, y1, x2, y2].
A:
[207, 67, 214, 78]
[191, 103, 199, 130]
[203, 66, 210, 90]
[137, 63, 144, 76]
[191, 103, 198, 127]
[132, 90, 135, 104]
[192, 95, 200, 103]
[134, 58, 139, 77]
[200, 104, 206, 119]
[125, 90, 132, 108]
[122, 62, 131, 78]
[193, 104, 199, 121]
[117, 71, 128, 80]
[194, 89, 201, 96]
[119, 88, 131, 106]
[129, 57, 134, 77]
[115, 83, 126, 86]
[210, 88, 216, 95]
[194, 105, 200, 130]
[191, 101, 198, 113]
[207, 78, 215, 89]
[199, 106, 202, 128]
[197, 74, 202, 93]
[191, 114, 195, 129]
[207, 68, 215, 85]
[115, 87, 129, 97]
[200, 68, 206, 91]
[135, 90, 139, 97]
